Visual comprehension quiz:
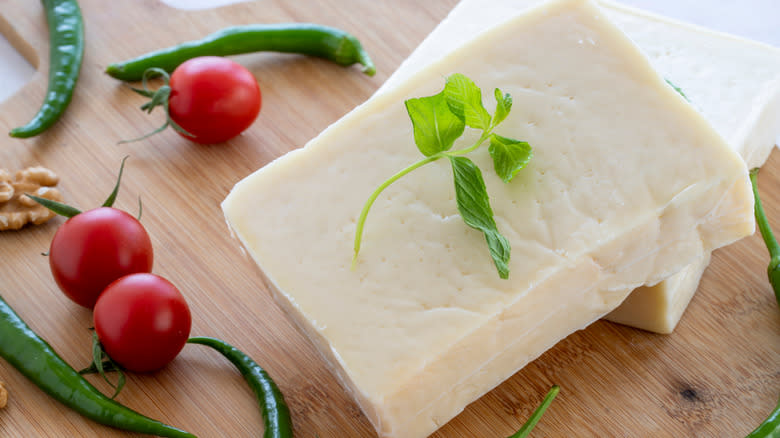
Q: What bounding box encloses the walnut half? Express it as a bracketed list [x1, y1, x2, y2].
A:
[0, 167, 63, 231]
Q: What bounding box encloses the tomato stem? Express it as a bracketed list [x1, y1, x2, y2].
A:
[119, 68, 194, 144]
[26, 194, 81, 218]
[78, 331, 126, 399]
[29, 156, 134, 218]
[102, 156, 128, 207]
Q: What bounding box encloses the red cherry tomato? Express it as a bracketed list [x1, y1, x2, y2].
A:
[168, 56, 261, 144]
[94, 273, 192, 373]
[49, 207, 153, 309]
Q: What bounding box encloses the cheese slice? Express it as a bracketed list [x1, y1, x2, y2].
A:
[222, 0, 754, 436]
[380, 0, 780, 334]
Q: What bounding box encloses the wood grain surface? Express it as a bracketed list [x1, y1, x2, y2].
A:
[0, 1, 778, 437]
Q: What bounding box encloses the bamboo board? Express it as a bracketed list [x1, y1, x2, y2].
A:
[0, 0, 778, 437]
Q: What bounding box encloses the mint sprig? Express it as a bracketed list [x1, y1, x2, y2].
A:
[353, 73, 533, 279]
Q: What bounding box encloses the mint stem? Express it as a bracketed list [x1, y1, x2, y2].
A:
[352, 129, 494, 268]
[444, 130, 492, 157]
[352, 155, 440, 267]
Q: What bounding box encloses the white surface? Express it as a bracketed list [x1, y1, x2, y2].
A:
[620, 0, 779, 46]
[0, 34, 34, 104]
[159, 0, 250, 10]
[157, 0, 780, 46]
[0, 0, 776, 102]
[156, 0, 779, 45]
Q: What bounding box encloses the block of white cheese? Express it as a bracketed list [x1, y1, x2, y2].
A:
[379, 0, 780, 334]
[222, 0, 754, 436]
[600, 1, 780, 332]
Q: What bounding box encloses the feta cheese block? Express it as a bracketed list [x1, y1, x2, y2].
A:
[600, 1, 780, 332]
[379, 0, 780, 334]
[222, 0, 754, 436]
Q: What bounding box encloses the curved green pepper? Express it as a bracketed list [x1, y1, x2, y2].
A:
[106, 23, 375, 81]
[187, 337, 293, 438]
[746, 168, 780, 438]
[10, 0, 84, 138]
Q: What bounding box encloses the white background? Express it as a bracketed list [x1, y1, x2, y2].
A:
[0, 0, 778, 103]
[618, 0, 779, 46]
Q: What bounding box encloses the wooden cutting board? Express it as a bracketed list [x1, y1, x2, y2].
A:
[0, 0, 778, 437]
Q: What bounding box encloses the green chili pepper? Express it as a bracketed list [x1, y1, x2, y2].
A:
[508, 385, 559, 438]
[10, 0, 84, 138]
[746, 168, 780, 438]
[746, 396, 780, 438]
[187, 337, 293, 438]
[106, 23, 375, 82]
[750, 168, 780, 308]
[0, 295, 195, 438]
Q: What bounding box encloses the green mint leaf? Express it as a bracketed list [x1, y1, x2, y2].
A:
[405, 91, 466, 156]
[665, 79, 689, 102]
[444, 73, 492, 130]
[488, 134, 533, 183]
[493, 88, 513, 127]
[449, 156, 510, 278]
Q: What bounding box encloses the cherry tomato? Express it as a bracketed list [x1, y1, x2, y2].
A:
[49, 207, 153, 309]
[94, 273, 192, 373]
[168, 56, 261, 144]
